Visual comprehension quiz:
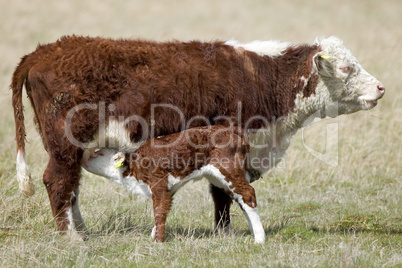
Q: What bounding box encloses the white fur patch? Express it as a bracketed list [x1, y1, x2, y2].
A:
[124, 176, 153, 199]
[239, 203, 265, 244]
[65, 204, 86, 241]
[200, 165, 232, 189]
[90, 119, 143, 152]
[66, 204, 74, 231]
[167, 174, 181, 191]
[244, 171, 251, 183]
[166, 165, 230, 195]
[69, 189, 89, 236]
[16, 150, 35, 197]
[225, 40, 291, 57]
[300, 76, 309, 88]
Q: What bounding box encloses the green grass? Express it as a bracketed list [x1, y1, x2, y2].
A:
[1, 0, 401, 267]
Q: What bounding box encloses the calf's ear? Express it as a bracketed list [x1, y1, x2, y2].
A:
[114, 153, 126, 169]
[313, 52, 334, 77]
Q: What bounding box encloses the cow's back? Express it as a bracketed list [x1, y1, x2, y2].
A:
[26, 36, 256, 145]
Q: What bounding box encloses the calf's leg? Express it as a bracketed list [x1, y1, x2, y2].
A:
[210, 157, 265, 243]
[230, 182, 265, 243]
[151, 189, 172, 242]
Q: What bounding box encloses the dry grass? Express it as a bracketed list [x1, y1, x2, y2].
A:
[0, 0, 401, 267]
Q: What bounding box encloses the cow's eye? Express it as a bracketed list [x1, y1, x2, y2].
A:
[340, 66, 352, 74]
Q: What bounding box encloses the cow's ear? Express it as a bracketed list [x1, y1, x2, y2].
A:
[313, 52, 334, 77]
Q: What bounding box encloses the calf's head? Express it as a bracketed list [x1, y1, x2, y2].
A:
[313, 37, 385, 116]
[83, 149, 126, 179]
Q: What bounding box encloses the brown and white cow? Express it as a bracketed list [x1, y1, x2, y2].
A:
[11, 35, 384, 238]
[84, 126, 265, 243]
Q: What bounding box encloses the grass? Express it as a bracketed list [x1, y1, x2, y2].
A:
[1, 0, 401, 267]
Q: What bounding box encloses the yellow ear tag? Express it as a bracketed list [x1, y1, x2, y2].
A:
[114, 158, 124, 169]
[320, 55, 331, 59]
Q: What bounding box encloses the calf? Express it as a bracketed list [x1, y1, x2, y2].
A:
[84, 126, 265, 243]
[11, 36, 384, 236]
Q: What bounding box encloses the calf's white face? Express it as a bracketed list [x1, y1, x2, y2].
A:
[315, 37, 385, 116]
[83, 149, 126, 179]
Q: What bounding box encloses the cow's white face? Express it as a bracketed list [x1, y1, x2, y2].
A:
[314, 37, 385, 116]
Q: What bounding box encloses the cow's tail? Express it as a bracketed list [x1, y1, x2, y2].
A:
[11, 55, 35, 197]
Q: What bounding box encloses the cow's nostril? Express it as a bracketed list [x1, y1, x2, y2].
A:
[378, 84, 385, 94]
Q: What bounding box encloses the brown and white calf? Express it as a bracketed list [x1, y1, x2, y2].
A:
[11, 35, 384, 237]
[84, 126, 265, 243]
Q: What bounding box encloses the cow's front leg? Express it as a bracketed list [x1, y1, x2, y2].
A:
[69, 187, 89, 239]
[43, 156, 87, 238]
[210, 184, 233, 232]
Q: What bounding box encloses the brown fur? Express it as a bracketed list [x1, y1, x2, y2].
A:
[11, 36, 321, 232]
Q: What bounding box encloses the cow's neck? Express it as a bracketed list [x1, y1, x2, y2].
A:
[240, 44, 321, 125]
[248, 78, 328, 177]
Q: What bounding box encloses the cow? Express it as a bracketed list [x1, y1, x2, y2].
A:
[11, 35, 385, 238]
[83, 125, 265, 243]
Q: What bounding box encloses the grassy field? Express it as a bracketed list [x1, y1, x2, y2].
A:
[1, 0, 401, 267]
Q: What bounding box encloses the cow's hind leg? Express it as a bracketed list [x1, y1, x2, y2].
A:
[210, 184, 232, 232]
[43, 156, 87, 238]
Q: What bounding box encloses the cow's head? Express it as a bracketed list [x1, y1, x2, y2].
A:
[313, 36, 385, 116]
